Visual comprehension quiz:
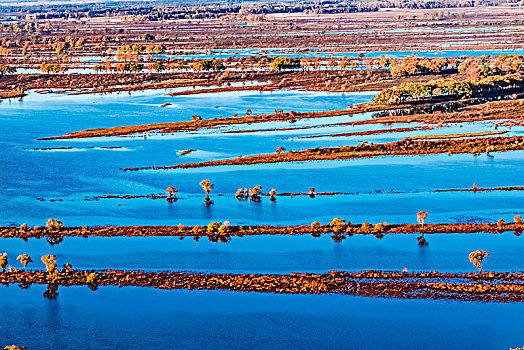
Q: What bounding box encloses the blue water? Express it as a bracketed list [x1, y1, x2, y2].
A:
[0, 233, 522, 274]
[2, 85, 524, 349]
[1, 89, 524, 226]
[0, 286, 522, 349]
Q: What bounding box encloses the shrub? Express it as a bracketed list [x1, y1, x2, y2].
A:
[16, 254, 32, 269]
[249, 186, 262, 201]
[200, 180, 214, 197]
[329, 218, 346, 233]
[207, 222, 221, 233]
[166, 187, 178, 198]
[469, 250, 490, 273]
[417, 211, 429, 227]
[41, 255, 57, 274]
[46, 218, 63, 231]
[0, 253, 7, 272]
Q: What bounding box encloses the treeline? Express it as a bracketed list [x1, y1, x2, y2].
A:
[372, 73, 524, 104]
[372, 54, 523, 78]
[458, 55, 523, 80]
[4, 0, 520, 21]
[40, 62, 67, 73]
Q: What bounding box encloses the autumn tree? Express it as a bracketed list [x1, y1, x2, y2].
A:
[417, 211, 429, 227]
[469, 250, 489, 273]
[200, 179, 214, 198]
[166, 187, 178, 198]
[16, 254, 33, 269]
[0, 253, 7, 272]
[269, 57, 301, 71]
[41, 255, 58, 274]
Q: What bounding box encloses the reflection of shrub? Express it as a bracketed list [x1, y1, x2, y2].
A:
[515, 215, 523, 224]
[417, 235, 428, 246]
[43, 283, 59, 299]
[330, 234, 346, 243]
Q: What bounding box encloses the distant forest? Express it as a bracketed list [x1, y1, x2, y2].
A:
[1, 0, 522, 21]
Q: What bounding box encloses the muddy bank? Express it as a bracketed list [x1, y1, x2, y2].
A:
[302, 126, 433, 139]
[0, 88, 26, 100]
[121, 136, 524, 171]
[2, 269, 524, 302]
[437, 186, 524, 193]
[166, 85, 276, 96]
[411, 131, 508, 140]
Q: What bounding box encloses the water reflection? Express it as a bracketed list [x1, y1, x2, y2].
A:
[43, 284, 59, 299]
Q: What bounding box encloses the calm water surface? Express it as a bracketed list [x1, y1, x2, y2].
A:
[0, 286, 522, 349]
[2, 85, 524, 349]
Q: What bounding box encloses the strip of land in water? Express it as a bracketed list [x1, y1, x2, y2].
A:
[4, 270, 524, 303]
[37, 96, 524, 140]
[2, 222, 523, 240]
[121, 136, 524, 171]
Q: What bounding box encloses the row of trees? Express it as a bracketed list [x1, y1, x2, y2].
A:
[40, 62, 67, 73]
[268, 56, 301, 70]
[114, 44, 166, 61]
[0, 64, 16, 75]
[0, 47, 13, 56]
[388, 56, 453, 77]
[190, 59, 225, 72]
[93, 59, 226, 73]
[372, 73, 524, 104]
[458, 54, 523, 80]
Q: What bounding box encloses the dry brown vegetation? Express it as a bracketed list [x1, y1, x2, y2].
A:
[2, 221, 524, 240]
[2, 269, 524, 302]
